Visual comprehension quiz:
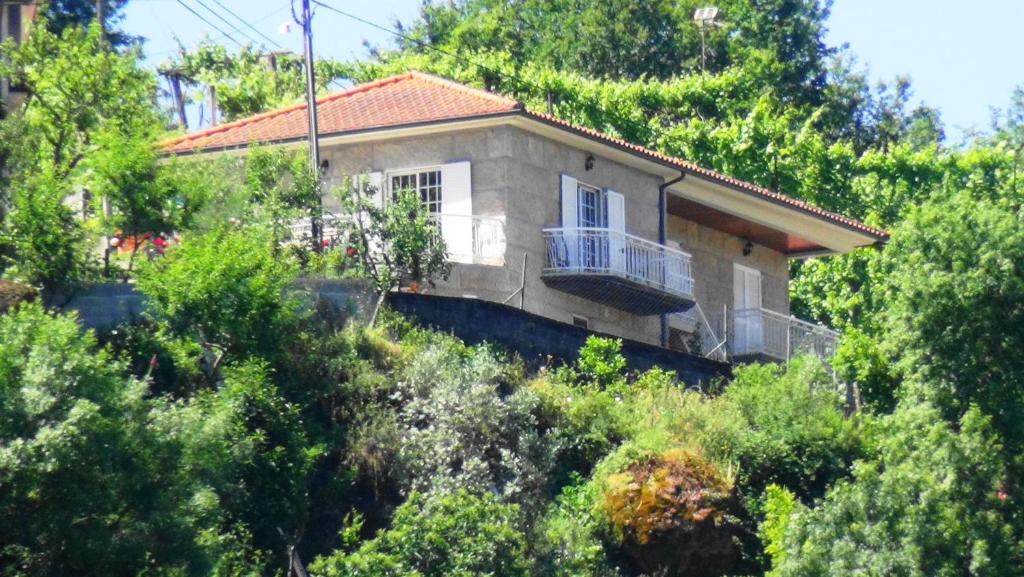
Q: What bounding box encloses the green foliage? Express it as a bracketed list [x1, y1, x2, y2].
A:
[311, 490, 530, 577]
[574, 336, 628, 391]
[0, 171, 94, 297]
[340, 178, 449, 296]
[531, 478, 622, 577]
[773, 403, 1019, 576]
[168, 41, 348, 121]
[0, 304, 221, 576]
[137, 226, 299, 360]
[759, 485, 797, 571]
[881, 191, 1024, 449]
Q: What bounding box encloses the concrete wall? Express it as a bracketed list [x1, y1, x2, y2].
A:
[319, 124, 790, 348]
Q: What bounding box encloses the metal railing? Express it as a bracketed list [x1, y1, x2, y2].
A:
[429, 214, 506, 266]
[542, 227, 695, 299]
[669, 303, 728, 362]
[730, 307, 839, 362]
[287, 213, 506, 266]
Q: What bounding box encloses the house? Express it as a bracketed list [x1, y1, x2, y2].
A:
[161, 72, 887, 366]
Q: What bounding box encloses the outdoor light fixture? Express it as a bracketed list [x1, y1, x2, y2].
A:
[693, 6, 721, 73]
[585, 152, 595, 171]
[742, 240, 754, 256]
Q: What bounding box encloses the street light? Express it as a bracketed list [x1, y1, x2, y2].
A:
[693, 6, 720, 73]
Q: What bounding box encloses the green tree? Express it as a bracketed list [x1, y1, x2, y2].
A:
[773, 402, 1018, 576]
[882, 192, 1024, 447]
[0, 304, 219, 576]
[167, 41, 348, 121]
[137, 226, 299, 367]
[311, 490, 530, 577]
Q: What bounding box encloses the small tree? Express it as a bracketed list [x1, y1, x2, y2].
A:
[339, 175, 449, 323]
[137, 226, 299, 376]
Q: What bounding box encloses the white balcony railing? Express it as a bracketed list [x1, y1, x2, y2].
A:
[730, 307, 839, 362]
[542, 227, 695, 299]
[287, 213, 506, 266]
[430, 214, 506, 266]
[670, 304, 728, 362]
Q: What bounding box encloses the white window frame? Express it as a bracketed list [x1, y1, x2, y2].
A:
[386, 166, 444, 215]
[575, 181, 607, 228]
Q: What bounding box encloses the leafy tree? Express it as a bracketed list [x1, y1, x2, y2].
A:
[137, 226, 299, 367]
[41, 0, 134, 47]
[0, 304, 219, 576]
[340, 177, 449, 322]
[773, 402, 1019, 576]
[882, 191, 1024, 447]
[166, 41, 348, 121]
[311, 490, 530, 577]
[0, 171, 93, 299]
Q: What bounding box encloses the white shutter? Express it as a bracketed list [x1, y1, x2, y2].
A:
[606, 189, 625, 273]
[559, 174, 579, 269]
[440, 161, 473, 264]
[366, 171, 384, 209]
[560, 174, 578, 228]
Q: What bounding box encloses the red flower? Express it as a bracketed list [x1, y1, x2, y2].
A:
[346, 246, 357, 257]
[998, 489, 1009, 502]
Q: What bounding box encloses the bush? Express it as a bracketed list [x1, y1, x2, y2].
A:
[137, 226, 299, 361]
[0, 279, 36, 313]
[311, 490, 530, 577]
[531, 477, 623, 577]
[598, 447, 741, 577]
[574, 335, 627, 391]
[773, 402, 1017, 577]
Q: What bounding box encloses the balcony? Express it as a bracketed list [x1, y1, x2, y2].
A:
[541, 227, 696, 315]
[730, 307, 839, 362]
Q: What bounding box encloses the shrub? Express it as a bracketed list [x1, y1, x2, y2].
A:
[575, 335, 627, 391]
[598, 448, 741, 577]
[772, 402, 1017, 577]
[311, 490, 530, 577]
[0, 279, 36, 313]
[531, 477, 623, 577]
[137, 226, 299, 361]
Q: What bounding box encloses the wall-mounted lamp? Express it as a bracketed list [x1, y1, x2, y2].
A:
[585, 153, 595, 171]
[742, 240, 754, 256]
[319, 159, 330, 175]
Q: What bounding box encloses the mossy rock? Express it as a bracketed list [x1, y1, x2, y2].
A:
[601, 448, 741, 577]
[0, 280, 37, 314]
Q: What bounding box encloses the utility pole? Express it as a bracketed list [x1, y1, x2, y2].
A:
[299, 0, 323, 250]
[96, 0, 105, 40]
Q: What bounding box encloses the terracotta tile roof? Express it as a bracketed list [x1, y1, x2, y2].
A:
[159, 71, 522, 155]
[159, 71, 886, 241]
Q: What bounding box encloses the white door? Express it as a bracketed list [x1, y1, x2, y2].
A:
[733, 264, 763, 353]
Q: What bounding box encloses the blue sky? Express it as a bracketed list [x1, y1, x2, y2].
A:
[124, 0, 1024, 140]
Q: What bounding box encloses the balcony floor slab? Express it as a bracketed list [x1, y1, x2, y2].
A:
[541, 272, 696, 316]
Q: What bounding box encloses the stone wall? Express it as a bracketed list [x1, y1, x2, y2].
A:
[61, 279, 374, 330]
[388, 292, 731, 388]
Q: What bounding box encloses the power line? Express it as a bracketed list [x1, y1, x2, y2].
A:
[192, 0, 262, 46]
[206, 0, 285, 49]
[174, 0, 243, 47]
[309, 0, 548, 100]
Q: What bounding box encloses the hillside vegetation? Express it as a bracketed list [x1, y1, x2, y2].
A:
[1, 2, 1023, 576]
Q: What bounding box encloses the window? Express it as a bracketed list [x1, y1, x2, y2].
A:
[7, 5, 20, 44]
[390, 169, 443, 214]
[576, 183, 606, 228]
[572, 314, 590, 329]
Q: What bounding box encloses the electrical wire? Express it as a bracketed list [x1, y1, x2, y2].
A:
[173, 0, 243, 47]
[192, 0, 262, 46]
[206, 0, 285, 49]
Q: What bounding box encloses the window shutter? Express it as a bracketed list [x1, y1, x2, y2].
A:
[440, 161, 473, 263]
[560, 174, 578, 227]
[366, 171, 384, 209]
[606, 189, 625, 272]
